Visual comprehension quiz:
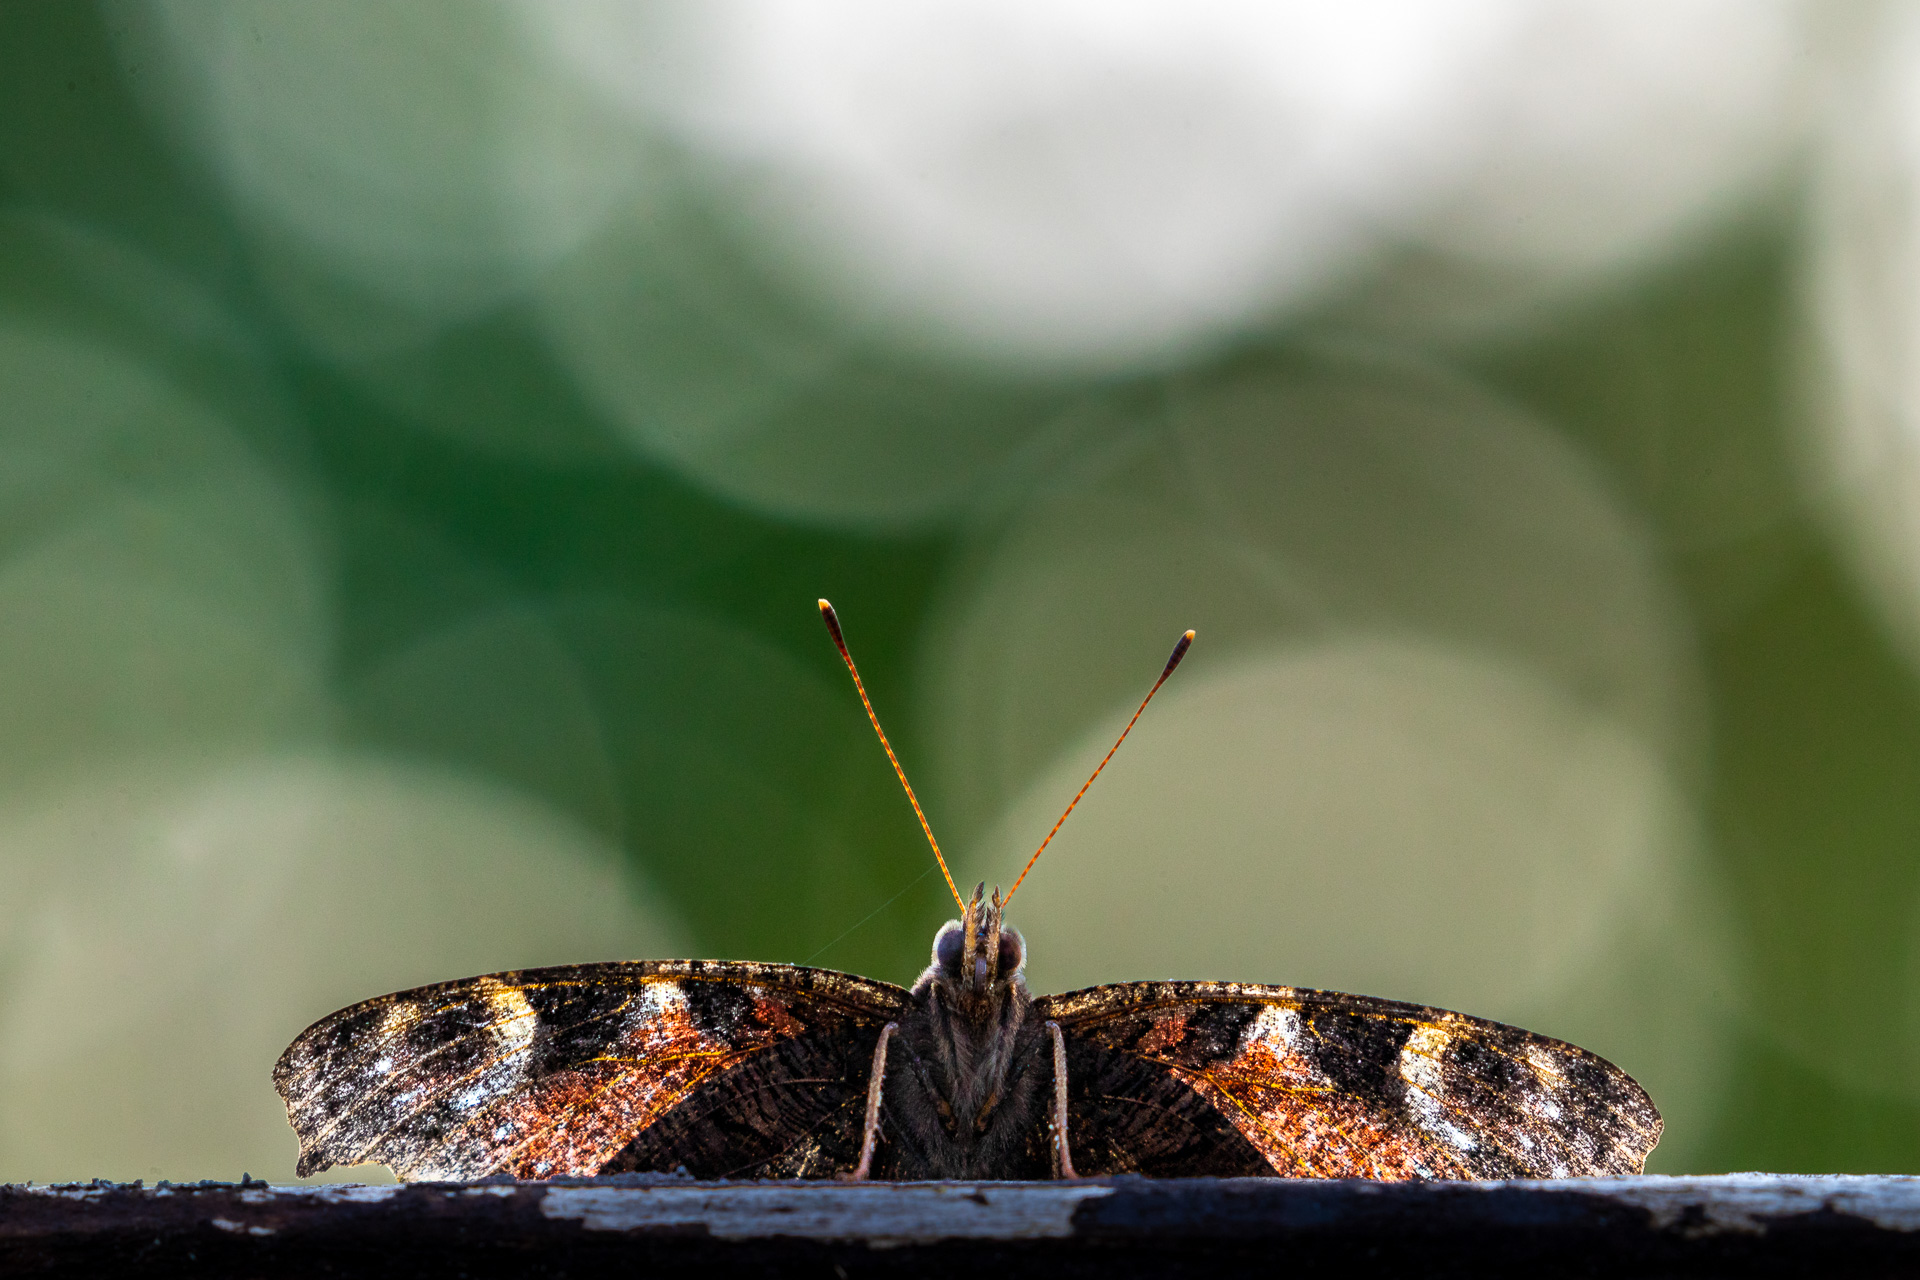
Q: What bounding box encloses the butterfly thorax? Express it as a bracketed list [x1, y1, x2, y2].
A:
[877, 887, 1054, 1177]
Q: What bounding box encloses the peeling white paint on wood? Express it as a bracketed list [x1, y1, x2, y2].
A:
[1528, 1174, 1920, 1235]
[539, 1182, 1116, 1242]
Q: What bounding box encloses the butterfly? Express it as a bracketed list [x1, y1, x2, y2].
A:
[275, 602, 1661, 1181]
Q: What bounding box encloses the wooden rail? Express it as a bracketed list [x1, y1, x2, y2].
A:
[3, 1174, 1917, 1277]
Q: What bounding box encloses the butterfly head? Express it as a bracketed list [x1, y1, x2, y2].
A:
[930, 882, 1025, 999]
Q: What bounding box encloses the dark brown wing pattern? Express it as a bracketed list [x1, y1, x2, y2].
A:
[1039, 982, 1662, 1179]
[275, 961, 908, 1181]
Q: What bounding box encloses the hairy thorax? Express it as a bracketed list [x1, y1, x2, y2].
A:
[875, 895, 1056, 1178]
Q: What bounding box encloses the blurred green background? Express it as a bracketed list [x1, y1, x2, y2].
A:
[3, 0, 1919, 1182]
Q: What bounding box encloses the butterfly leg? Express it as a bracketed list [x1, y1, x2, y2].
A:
[845, 1021, 898, 1181]
[1046, 1020, 1079, 1179]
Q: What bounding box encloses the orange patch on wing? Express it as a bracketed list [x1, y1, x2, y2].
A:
[1135, 1007, 1191, 1057]
[751, 991, 806, 1039]
[408, 980, 789, 1179]
[1165, 1008, 1470, 1180]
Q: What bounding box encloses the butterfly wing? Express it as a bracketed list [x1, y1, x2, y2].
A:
[275, 960, 909, 1181]
[1037, 982, 1662, 1179]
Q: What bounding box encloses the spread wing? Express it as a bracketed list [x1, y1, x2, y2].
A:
[1038, 982, 1661, 1179]
[275, 960, 909, 1181]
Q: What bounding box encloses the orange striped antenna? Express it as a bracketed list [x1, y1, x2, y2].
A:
[1003, 629, 1194, 905]
[819, 599, 964, 912]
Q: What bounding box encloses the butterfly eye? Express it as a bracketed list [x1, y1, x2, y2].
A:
[997, 928, 1024, 977]
[933, 922, 964, 974]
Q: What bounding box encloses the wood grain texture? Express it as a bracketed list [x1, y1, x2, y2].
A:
[6, 1176, 1919, 1279]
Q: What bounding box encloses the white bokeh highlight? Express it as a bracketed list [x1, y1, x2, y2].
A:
[1420, 0, 1814, 275]
[1805, 2, 1920, 668]
[534, 0, 1817, 370]
[535, 0, 1510, 370]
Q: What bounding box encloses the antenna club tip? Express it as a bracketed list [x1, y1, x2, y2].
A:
[817, 598, 833, 614]
[1183, 629, 1196, 641]
[1162, 629, 1194, 677]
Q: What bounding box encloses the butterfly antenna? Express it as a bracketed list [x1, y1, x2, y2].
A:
[819, 599, 964, 912]
[1003, 629, 1194, 905]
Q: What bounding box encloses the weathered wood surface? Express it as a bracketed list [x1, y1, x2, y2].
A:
[3, 1174, 1917, 1278]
